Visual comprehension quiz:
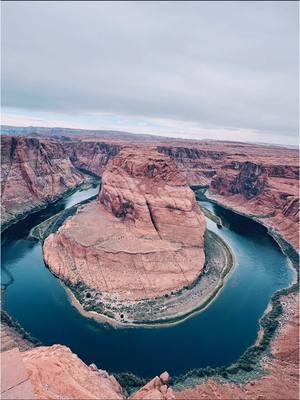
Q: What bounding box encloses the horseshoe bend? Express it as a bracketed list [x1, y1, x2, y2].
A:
[43, 147, 212, 321]
[2, 2, 299, 397]
[1, 131, 299, 400]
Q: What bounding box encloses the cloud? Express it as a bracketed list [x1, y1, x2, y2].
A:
[1, 1, 299, 143]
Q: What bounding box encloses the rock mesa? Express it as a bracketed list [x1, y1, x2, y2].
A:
[44, 147, 206, 301]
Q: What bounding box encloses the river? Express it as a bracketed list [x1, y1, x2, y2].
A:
[1, 186, 294, 378]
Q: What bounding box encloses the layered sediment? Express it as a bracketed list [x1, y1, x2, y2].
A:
[208, 160, 299, 250]
[43, 147, 206, 304]
[64, 139, 121, 176]
[1, 136, 86, 231]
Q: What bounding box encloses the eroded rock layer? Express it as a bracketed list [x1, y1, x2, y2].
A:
[208, 160, 299, 250]
[64, 139, 121, 176]
[1, 136, 86, 230]
[43, 147, 206, 301]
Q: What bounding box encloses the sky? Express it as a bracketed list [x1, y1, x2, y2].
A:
[1, 1, 299, 145]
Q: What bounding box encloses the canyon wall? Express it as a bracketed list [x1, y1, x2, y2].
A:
[56, 138, 300, 250]
[208, 160, 299, 250]
[158, 143, 299, 251]
[1, 133, 298, 250]
[64, 140, 121, 176]
[1, 133, 298, 400]
[1, 136, 86, 231]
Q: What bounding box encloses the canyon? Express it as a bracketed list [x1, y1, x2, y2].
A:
[1, 129, 299, 400]
[2, 132, 298, 254]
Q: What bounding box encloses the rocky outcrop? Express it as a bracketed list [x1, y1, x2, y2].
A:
[21, 345, 125, 400]
[130, 372, 175, 400]
[1, 136, 86, 231]
[43, 147, 206, 302]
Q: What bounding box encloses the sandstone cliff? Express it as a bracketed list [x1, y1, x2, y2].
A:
[43, 147, 206, 302]
[209, 160, 299, 250]
[1, 136, 86, 231]
[64, 139, 121, 176]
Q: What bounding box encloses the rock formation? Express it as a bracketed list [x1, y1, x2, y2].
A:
[211, 161, 268, 199]
[1, 131, 299, 400]
[43, 147, 206, 301]
[209, 160, 299, 250]
[129, 372, 175, 400]
[64, 139, 121, 176]
[3, 131, 297, 251]
[1, 136, 86, 231]
[22, 345, 125, 400]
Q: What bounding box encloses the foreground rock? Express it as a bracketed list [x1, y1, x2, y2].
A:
[44, 147, 206, 302]
[130, 372, 175, 400]
[1, 135, 86, 231]
[22, 345, 125, 400]
[1, 348, 36, 400]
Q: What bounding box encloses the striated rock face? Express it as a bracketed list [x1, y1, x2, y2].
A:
[209, 160, 299, 249]
[1, 136, 86, 231]
[99, 147, 203, 239]
[22, 345, 125, 400]
[157, 146, 226, 186]
[43, 147, 206, 301]
[211, 161, 268, 200]
[64, 139, 122, 176]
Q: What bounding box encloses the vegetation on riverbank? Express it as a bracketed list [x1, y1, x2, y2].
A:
[29, 190, 99, 241]
[1, 309, 40, 347]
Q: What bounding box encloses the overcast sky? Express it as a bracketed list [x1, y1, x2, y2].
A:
[1, 1, 299, 145]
